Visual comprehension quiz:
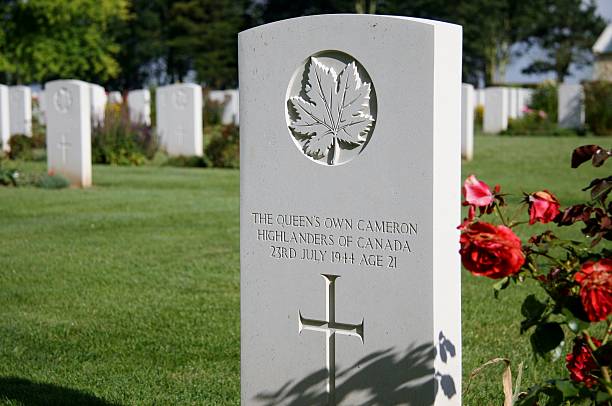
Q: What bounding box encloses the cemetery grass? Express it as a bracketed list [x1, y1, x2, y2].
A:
[0, 134, 606, 405]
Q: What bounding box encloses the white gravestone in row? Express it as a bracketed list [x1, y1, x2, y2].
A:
[156, 84, 203, 156]
[483, 87, 508, 134]
[461, 84, 474, 161]
[45, 80, 92, 187]
[475, 88, 485, 107]
[9, 86, 32, 136]
[240, 15, 462, 405]
[90, 84, 107, 126]
[0, 85, 9, 152]
[558, 84, 585, 129]
[507, 87, 518, 120]
[127, 89, 151, 126]
[208, 89, 239, 125]
[108, 91, 123, 105]
[516, 88, 527, 118]
[36, 90, 47, 125]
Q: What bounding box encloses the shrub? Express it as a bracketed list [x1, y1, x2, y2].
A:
[204, 124, 239, 168]
[92, 103, 158, 165]
[530, 81, 558, 123]
[8, 135, 34, 160]
[474, 104, 483, 129]
[204, 96, 227, 126]
[36, 172, 70, 189]
[502, 108, 577, 136]
[583, 81, 612, 136]
[0, 160, 19, 186]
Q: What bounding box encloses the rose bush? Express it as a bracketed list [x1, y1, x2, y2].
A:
[460, 144, 612, 404]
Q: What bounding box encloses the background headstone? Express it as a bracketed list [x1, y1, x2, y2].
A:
[127, 89, 151, 126]
[475, 88, 485, 107]
[36, 90, 47, 125]
[156, 84, 203, 156]
[516, 88, 527, 118]
[0, 85, 9, 152]
[507, 87, 518, 120]
[45, 80, 92, 187]
[240, 15, 462, 405]
[208, 89, 239, 125]
[461, 83, 474, 161]
[483, 87, 508, 134]
[9, 86, 32, 136]
[558, 84, 585, 129]
[108, 91, 123, 105]
[90, 84, 107, 126]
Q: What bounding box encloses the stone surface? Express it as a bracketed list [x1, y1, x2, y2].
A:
[240, 15, 462, 405]
[127, 89, 151, 126]
[156, 84, 203, 156]
[507, 87, 518, 119]
[0, 85, 9, 152]
[558, 84, 585, 129]
[34, 90, 46, 125]
[208, 89, 239, 125]
[45, 80, 92, 187]
[461, 84, 474, 161]
[9, 86, 32, 136]
[475, 88, 485, 107]
[516, 88, 527, 118]
[483, 87, 508, 134]
[108, 91, 123, 104]
[90, 84, 107, 126]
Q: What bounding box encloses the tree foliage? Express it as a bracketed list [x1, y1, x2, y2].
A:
[0, 0, 128, 85]
[521, 0, 606, 82]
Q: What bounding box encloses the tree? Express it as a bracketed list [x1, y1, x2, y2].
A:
[0, 0, 128, 85]
[522, 0, 606, 82]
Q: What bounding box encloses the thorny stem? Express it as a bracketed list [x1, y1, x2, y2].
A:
[582, 330, 612, 396]
[494, 202, 509, 227]
[603, 319, 612, 345]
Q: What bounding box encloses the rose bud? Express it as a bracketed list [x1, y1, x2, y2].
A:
[527, 190, 561, 225]
[462, 175, 494, 207]
[575, 259, 612, 322]
[459, 222, 525, 279]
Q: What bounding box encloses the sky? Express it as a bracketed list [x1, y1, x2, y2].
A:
[505, 0, 612, 84]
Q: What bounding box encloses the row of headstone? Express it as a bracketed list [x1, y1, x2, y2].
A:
[482, 87, 533, 134]
[558, 84, 585, 129]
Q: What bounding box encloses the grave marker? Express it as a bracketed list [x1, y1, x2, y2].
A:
[9, 86, 32, 136]
[90, 84, 107, 126]
[0, 85, 9, 152]
[45, 80, 92, 187]
[156, 84, 203, 156]
[127, 89, 151, 126]
[483, 87, 508, 134]
[558, 84, 585, 129]
[240, 15, 462, 405]
[208, 89, 239, 125]
[461, 83, 474, 161]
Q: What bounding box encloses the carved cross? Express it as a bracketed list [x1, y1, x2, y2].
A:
[57, 135, 71, 164]
[299, 274, 364, 405]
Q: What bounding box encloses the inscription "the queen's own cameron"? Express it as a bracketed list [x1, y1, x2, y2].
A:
[251, 212, 419, 270]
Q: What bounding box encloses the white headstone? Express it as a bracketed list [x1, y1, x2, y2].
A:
[156, 84, 203, 156]
[37, 90, 47, 125]
[240, 15, 462, 405]
[524, 89, 534, 107]
[483, 87, 508, 134]
[0, 85, 9, 152]
[507, 87, 518, 120]
[45, 80, 92, 187]
[461, 84, 474, 161]
[208, 89, 239, 125]
[90, 84, 107, 126]
[127, 89, 151, 126]
[108, 91, 123, 105]
[516, 88, 527, 118]
[558, 84, 585, 129]
[475, 88, 485, 107]
[9, 86, 32, 136]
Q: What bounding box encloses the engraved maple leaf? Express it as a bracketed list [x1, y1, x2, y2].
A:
[289, 57, 374, 164]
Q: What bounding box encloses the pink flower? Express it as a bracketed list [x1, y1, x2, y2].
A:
[538, 110, 548, 119]
[462, 175, 494, 207]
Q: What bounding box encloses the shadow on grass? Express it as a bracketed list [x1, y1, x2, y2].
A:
[0, 377, 119, 406]
[254, 341, 457, 405]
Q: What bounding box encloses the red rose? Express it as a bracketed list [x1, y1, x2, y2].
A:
[527, 190, 560, 225]
[463, 175, 494, 207]
[566, 337, 601, 388]
[460, 222, 525, 279]
[575, 259, 612, 322]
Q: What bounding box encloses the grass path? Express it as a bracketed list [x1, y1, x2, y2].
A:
[0, 135, 608, 404]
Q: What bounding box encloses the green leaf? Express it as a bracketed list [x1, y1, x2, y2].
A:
[554, 380, 579, 398]
[561, 308, 590, 333]
[596, 391, 612, 402]
[530, 322, 564, 356]
[493, 276, 511, 299]
[520, 294, 548, 333]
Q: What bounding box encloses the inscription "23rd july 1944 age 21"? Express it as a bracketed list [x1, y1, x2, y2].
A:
[251, 212, 419, 270]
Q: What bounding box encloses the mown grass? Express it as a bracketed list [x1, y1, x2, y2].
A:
[0, 134, 608, 405]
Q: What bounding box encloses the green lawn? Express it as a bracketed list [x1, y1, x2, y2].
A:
[0, 135, 608, 405]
